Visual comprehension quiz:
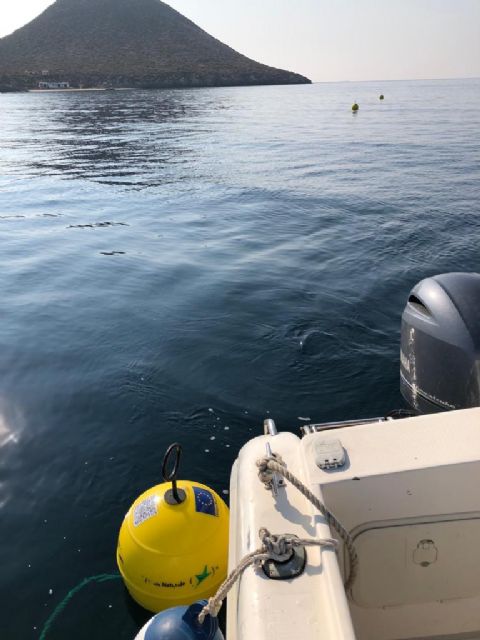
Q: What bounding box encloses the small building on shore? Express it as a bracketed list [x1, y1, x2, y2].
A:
[38, 81, 70, 89]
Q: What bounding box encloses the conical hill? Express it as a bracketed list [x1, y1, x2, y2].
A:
[0, 0, 311, 90]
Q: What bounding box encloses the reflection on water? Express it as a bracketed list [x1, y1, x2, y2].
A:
[0, 397, 23, 448]
[3, 90, 229, 187]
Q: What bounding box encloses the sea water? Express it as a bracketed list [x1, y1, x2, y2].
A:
[0, 78, 479, 638]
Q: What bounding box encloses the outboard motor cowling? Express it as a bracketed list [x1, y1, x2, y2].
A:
[401, 273, 480, 413]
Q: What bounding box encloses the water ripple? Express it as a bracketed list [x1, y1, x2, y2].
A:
[0, 78, 479, 639]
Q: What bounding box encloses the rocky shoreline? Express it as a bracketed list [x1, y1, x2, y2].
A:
[1, 70, 311, 93]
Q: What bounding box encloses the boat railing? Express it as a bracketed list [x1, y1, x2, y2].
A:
[300, 416, 388, 435]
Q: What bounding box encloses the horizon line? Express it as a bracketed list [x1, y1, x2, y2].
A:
[311, 75, 480, 84]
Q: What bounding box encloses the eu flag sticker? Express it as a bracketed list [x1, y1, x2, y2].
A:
[193, 486, 218, 517]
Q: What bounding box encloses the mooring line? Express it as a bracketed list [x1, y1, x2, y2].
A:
[38, 573, 122, 640]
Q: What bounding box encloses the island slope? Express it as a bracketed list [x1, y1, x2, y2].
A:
[0, 0, 311, 90]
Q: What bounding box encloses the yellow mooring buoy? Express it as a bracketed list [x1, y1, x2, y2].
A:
[352, 102, 359, 112]
[117, 443, 229, 613]
[379, 94, 385, 100]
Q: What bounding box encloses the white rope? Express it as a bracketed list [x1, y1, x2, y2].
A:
[198, 528, 338, 624]
[257, 455, 359, 591]
[198, 451, 358, 625]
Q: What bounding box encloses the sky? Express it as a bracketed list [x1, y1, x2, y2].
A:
[0, 0, 479, 82]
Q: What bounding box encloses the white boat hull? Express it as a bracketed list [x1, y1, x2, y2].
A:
[228, 408, 480, 640]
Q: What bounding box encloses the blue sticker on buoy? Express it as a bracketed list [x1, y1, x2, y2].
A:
[193, 486, 218, 517]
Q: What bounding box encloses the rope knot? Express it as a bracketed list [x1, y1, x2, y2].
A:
[256, 454, 286, 489]
[259, 528, 294, 562]
[198, 596, 220, 625]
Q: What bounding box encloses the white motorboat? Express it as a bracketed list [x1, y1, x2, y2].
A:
[226, 273, 480, 640]
[134, 272, 480, 640]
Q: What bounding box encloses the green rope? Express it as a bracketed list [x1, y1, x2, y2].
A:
[38, 573, 122, 640]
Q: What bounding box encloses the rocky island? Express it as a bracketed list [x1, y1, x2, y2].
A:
[0, 0, 311, 92]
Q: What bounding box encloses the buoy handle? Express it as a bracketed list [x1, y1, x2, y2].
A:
[162, 443, 186, 505]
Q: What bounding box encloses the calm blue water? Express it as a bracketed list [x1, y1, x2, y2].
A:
[0, 78, 479, 638]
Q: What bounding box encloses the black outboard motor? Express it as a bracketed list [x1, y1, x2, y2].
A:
[401, 273, 480, 413]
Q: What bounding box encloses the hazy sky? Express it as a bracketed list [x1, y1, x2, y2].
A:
[0, 0, 479, 82]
